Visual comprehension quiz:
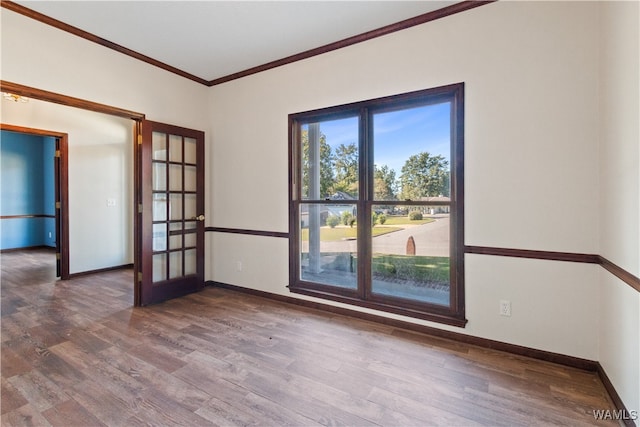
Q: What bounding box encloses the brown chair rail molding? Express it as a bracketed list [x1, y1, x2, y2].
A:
[201, 230, 640, 293]
[465, 245, 640, 293]
[205, 226, 288, 239]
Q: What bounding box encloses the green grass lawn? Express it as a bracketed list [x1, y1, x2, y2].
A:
[301, 226, 402, 242]
[307, 251, 450, 284]
[372, 254, 450, 283]
[381, 215, 435, 226]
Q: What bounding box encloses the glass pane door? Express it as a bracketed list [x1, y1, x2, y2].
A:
[139, 121, 204, 305]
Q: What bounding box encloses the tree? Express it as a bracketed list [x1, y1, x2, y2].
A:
[332, 143, 358, 196]
[399, 152, 450, 200]
[374, 164, 397, 200]
[301, 129, 334, 198]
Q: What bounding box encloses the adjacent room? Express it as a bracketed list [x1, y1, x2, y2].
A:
[1, 1, 638, 425]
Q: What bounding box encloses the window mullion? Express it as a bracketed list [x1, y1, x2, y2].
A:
[358, 107, 371, 300]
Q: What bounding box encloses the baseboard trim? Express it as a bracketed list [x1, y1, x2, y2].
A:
[596, 363, 638, 427]
[0, 245, 55, 253]
[207, 280, 636, 421]
[68, 263, 133, 279]
[206, 280, 597, 370]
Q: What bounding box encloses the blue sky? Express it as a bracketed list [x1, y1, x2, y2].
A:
[317, 102, 451, 177]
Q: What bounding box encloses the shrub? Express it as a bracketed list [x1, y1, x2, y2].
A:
[371, 212, 378, 227]
[326, 215, 340, 228]
[349, 217, 356, 228]
[341, 211, 353, 226]
[378, 214, 387, 225]
[408, 211, 423, 220]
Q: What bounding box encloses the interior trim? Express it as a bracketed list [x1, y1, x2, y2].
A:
[1, 123, 70, 280]
[208, 280, 597, 370]
[465, 245, 600, 264]
[2, 1, 495, 87]
[466, 245, 639, 293]
[0, 214, 55, 219]
[599, 256, 640, 293]
[0, 81, 145, 120]
[0, 1, 209, 86]
[201, 234, 640, 294]
[0, 245, 55, 253]
[208, 1, 495, 86]
[207, 280, 632, 423]
[67, 263, 134, 279]
[596, 364, 637, 427]
[205, 226, 288, 239]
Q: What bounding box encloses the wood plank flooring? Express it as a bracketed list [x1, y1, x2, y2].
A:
[1, 248, 618, 426]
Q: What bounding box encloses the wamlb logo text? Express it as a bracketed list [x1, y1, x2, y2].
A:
[592, 409, 638, 421]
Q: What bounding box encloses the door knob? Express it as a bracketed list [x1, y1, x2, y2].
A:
[190, 215, 205, 221]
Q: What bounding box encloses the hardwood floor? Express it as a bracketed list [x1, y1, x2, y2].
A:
[1, 248, 618, 426]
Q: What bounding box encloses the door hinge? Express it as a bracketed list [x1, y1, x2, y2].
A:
[138, 203, 143, 214]
[55, 202, 61, 209]
[54, 150, 61, 158]
[137, 135, 143, 145]
[138, 272, 142, 282]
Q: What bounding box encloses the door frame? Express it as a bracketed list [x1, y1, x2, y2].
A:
[0, 123, 70, 279]
[1, 81, 146, 293]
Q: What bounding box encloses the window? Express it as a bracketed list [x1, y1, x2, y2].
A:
[289, 83, 465, 327]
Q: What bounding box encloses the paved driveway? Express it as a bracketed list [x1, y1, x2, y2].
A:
[373, 215, 449, 257]
[306, 215, 450, 257]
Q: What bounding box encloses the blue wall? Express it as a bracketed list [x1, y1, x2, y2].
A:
[1, 131, 56, 249]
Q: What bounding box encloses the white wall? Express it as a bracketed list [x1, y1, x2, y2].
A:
[2, 1, 638, 411]
[598, 0, 640, 417]
[208, 1, 603, 360]
[1, 7, 211, 274]
[1, 99, 133, 274]
[0, 8, 209, 130]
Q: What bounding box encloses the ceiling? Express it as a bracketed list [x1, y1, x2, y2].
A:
[13, 1, 459, 84]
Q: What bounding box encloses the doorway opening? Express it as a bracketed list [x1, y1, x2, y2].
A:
[0, 125, 69, 279]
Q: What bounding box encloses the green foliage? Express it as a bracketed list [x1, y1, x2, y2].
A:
[400, 152, 450, 200]
[372, 254, 450, 284]
[301, 128, 334, 198]
[332, 143, 358, 196]
[382, 215, 433, 226]
[378, 214, 387, 225]
[408, 211, 423, 220]
[326, 215, 340, 228]
[372, 212, 378, 227]
[374, 164, 397, 200]
[341, 210, 353, 226]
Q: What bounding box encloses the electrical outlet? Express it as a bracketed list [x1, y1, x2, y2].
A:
[236, 261, 242, 272]
[500, 300, 512, 317]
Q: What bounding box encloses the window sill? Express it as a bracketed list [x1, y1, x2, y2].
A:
[289, 284, 468, 328]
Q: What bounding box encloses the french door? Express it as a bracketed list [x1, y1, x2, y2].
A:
[136, 120, 205, 306]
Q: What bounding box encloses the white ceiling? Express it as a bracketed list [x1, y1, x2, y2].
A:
[15, 1, 457, 83]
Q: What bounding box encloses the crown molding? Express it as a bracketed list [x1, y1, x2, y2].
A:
[2, 0, 495, 87]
